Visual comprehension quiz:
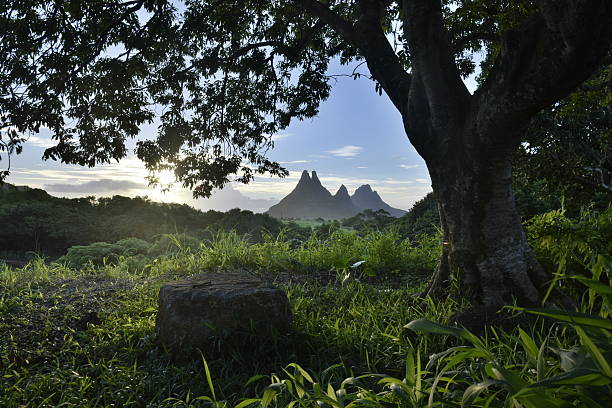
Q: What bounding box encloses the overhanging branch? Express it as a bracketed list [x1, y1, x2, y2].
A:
[402, 0, 471, 131]
[476, 0, 611, 144]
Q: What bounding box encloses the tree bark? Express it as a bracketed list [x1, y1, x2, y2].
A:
[419, 130, 550, 307]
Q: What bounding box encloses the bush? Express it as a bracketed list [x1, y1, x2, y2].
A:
[58, 242, 123, 269]
[527, 206, 611, 300]
[115, 237, 151, 256]
[147, 233, 202, 257]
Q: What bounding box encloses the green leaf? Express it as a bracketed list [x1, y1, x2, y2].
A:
[405, 319, 466, 338]
[491, 366, 527, 393]
[235, 398, 261, 408]
[404, 318, 483, 347]
[200, 353, 216, 401]
[572, 275, 612, 296]
[518, 327, 539, 362]
[512, 307, 612, 330]
[462, 379, 503, 407]
[261, 383, 283, 408]
[575, 326, 612, 377]
[536, 337, 547, 382]
[512, 387, 570, 408]
[530, 368, 612, 387]
[286, 363, 314, 384]
[405, 348, 415, 386]
[245, 375, 267, 387]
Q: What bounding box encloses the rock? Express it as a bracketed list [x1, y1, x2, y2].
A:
[156, 272, 291, 349]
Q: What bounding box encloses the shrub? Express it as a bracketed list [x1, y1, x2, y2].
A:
[58, 242, 123, 269]
[115, 237, 151, 256]
[147, 233, 202, 257]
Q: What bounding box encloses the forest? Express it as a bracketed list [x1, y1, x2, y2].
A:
[1, 0, 611, 407]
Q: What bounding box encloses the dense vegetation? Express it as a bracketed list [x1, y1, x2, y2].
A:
[0, 184, 441, 262]
[1, 203, 610, 407]
[0, 184, 309, 260]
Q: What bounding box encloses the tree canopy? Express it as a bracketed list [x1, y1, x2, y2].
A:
[3, 1, 608, 195]
[2, 0, 610, 307]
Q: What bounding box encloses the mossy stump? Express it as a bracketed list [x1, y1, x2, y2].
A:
[156, 272, 291, 350]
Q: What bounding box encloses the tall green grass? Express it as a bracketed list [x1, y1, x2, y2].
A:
[1, 208, 610, 407]
[142, 229, 439, 283]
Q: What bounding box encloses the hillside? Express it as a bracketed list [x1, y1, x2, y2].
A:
[0, 183, 287, 258]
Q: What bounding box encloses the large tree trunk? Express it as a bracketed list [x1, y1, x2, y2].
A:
[421, 137, 550, 308]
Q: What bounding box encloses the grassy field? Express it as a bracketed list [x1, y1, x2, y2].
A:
[1, 210, 610, 407]
[280, 219, 331, 228]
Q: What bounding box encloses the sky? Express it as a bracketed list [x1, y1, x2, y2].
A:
[5, 59, 478, 213]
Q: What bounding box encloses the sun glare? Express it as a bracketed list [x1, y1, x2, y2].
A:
[147, 169, 184, 203]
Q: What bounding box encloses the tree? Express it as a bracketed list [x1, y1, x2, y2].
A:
[1, 1, 609, 307]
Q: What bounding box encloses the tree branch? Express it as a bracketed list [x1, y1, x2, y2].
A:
[476, 0, 611, 144]
[402, 0, 471, 132]
[295, 0, 411, 113]
[293, 0, 358, 43]
[353, 0, 412, 113]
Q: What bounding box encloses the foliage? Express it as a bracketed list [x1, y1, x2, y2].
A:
[526, 206, 611, 299]
[147, 233, 202, 258]
[115, 237, 152, 256]
[342, 209, 396, 235]
[0, 184, 287, 258]
[58, 241, 125, 269]
[2, 1, 607, 201]
[392, 193, 440, 240]
[144, 229, 440, 283]
[514, 64, 611, 213]
[1, 207, 611, 406]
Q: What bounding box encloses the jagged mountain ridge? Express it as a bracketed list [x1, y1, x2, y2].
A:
[266, 171, 405, 220]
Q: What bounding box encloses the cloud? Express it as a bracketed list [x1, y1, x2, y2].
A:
[26, 135, 55, 148]
[326, 145, 363, 157]
[271, 133, 293, 142]
[415, 178, 430, 184]
[44, 179, 146, 193]
[357, 166, 368, 169]
[308, 154, 330, 159]
[400, 164, 421, 169]
[278, 160, 310, 164]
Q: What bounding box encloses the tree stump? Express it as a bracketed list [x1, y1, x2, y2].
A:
[156, 272, 291, 349]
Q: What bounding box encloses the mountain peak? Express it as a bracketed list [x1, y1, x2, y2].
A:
[299, 170, 311, 183]
[355, 184, 373, 193]
[335, 184, 349, 198]
[311, 171, 322, 186]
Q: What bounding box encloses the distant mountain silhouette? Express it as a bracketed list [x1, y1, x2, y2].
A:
[266, 171, 405, 219]
[351, 184, 406, 217]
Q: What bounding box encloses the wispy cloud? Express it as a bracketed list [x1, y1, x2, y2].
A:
[357, 166, 368, 169]
[26, 135, 55, 148]
[326, 145, 363, 157]
[399, 164, 421, 169]
[278, 160, 310, 164]
[271, 133, 293, 142]
[415, 178, 430, 184]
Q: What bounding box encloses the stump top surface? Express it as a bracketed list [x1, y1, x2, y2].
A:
[162, 271, 276, 293]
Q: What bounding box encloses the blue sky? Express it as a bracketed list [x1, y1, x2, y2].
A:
[6, 59, 478, 212]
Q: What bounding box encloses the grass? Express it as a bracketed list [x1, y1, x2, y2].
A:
[1, 210, 610, 407]
[0, 265, 430, 407]
[281, 219, 328, 228]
